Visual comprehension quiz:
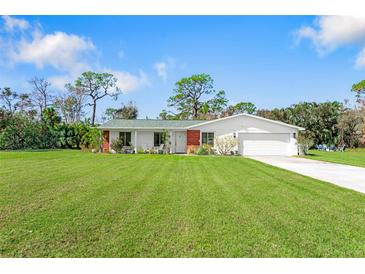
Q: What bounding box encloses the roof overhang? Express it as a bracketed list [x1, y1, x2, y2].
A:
[98, 114, 305, 131]
[186, 113, 305, 131]
[98, 126, 188, 131]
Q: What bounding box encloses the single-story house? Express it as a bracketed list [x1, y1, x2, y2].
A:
[99, 113, 305, 156]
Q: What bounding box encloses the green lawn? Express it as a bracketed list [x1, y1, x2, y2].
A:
[1, 150, 365, 258]
[302, 148, 365, 168]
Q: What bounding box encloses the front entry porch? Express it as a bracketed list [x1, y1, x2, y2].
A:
[103, 129, 200, 154]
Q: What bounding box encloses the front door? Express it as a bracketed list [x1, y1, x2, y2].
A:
[175, 131, 187, 153]
[102, 131, 110, 153]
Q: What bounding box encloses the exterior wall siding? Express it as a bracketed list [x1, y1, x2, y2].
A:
[135, 130, 155, 150]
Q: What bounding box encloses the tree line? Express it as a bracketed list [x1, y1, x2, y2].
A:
[158, 73, 364, 148]
[0, 72, 120, 150]
[1, 71, 364, 150]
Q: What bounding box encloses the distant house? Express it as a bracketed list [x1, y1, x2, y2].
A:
[99, 113, 304, 156]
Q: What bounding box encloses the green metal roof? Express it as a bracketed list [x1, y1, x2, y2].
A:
[99, 119, 205, 129]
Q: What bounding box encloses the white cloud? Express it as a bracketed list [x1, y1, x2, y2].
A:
[11, 31, 95, 73]
[2, 15, 30, 32]
[153, 57, 177, 81]
[8, 29, 97, 90]
[105, 68, 150, 93]
[48, 75, 73, 91]
[295, 16, 365, 54]
[153, 62, 168, 80]
[355, 47, 365, 68]
[1, 18, 152, 93]
[294, 16, 365, 68]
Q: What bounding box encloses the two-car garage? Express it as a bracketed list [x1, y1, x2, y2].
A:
[238, 133, 294, 156]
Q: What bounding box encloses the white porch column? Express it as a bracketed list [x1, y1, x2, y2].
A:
[170, 130, 175, 153]
[134, 130, 138, 153]
[169, 130, 173, 154]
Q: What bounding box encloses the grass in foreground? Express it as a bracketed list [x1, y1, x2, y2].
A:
[302, 148, 365, 168]
[1, 150, 365, 258]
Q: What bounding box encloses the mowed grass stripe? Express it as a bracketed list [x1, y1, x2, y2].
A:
[1, 151, 365, 257]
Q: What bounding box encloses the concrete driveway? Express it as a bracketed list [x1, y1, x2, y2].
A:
[248, 156, 365, 194]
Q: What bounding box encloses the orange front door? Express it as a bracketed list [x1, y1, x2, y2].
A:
[102, 131, 110, 152]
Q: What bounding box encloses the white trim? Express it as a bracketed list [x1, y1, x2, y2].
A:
[186, 113, 305, 130]
[134, 130, 138, 153]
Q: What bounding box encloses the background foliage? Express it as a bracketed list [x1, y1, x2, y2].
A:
[257, 101, 349, 146]
[0, 107, 100, 150]
[1, 72, 364, 150]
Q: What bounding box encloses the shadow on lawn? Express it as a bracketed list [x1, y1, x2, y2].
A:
[304, 153, 319, 157]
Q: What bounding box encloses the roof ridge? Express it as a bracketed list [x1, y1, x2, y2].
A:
[108, 118, 206, 121]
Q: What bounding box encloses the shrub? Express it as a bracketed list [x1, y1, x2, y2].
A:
[56, 123, 77, 148]
[187, 145, 199, 154]
[0, 109, 96, 151]
[197, 144, 213, 155]
[197, 146, 208, 155]
[297, 132, 314, 155]
[0, 112, 58, 150]
[110, 138, 124, 153]
[80, 127, 102, 151]
[56, 122, 92, 149]
[162, 129, 171, 153]
[214, 136, 237, 155]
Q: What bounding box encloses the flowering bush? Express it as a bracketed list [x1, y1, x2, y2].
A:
[214, 136, 237, 155]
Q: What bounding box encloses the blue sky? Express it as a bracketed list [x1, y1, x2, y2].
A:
[1, 16, 365, 120]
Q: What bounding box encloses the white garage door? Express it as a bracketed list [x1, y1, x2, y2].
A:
[239, 133, 290, 156]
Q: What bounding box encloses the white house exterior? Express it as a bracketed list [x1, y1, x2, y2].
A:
[99, 113, 304, 156]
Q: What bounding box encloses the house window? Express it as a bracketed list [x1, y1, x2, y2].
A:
[119, 132, 131, 146]
[293, 133, 297, 139]
[202, 132, 214, 146]
[154, 132, 164, 146]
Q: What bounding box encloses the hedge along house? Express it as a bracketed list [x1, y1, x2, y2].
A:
[99, 113, 304, 156]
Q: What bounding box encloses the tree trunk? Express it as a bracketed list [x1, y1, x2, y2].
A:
[43, 96, 47, 112]
[39, 105, 43, 118]
[75, 101, 81, 122]
[91, 102, 97, 126]
[75, 106, 81, 122]
[192, 102, 198, 119]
